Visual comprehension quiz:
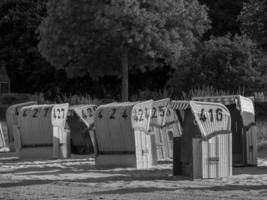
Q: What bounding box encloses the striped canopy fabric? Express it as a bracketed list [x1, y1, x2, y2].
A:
[171, 101, 190, 110]
[0, 122, 8, 151]
[190, 101, 231, 138]
[69, 104, 97, 129]
[171, 100, 231, 138]
[95, 100, 153, 153]
[18, 104, 55, 147]
[239, 96, 255, 115]
[192, 95, 239, 106]
[193, 95, 255, 114]
[150, 98, 170, 127]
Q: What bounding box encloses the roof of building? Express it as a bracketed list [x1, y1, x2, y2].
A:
[0, 65, 10, 82]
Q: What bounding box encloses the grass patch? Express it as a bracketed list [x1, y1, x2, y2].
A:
[256, 120, 267, 146]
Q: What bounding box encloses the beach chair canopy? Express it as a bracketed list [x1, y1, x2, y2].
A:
[6, 101, 37, 142]
[95, 100, 153, 153]
[68, 105, 97, 129]
[193, 95, 254, 115]
[150, 98, 176, 127]
[18, 103, 68, 147]
[171, 101, 231, 139]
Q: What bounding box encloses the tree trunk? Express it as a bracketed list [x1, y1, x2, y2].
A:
[248, 48, 252, 70]
[121, 46, 129, 101]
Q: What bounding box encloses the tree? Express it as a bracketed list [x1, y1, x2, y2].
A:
[0, 0, 54, 93]
[199, 0, 248, 39]
[38, 0, 210, 101]
[239, 0, 267, 49]
[168, 35, 267, 94]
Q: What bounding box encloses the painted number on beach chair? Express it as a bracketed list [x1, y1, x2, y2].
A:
[98, 110, 103, 119]
[82, 110, 87, 119]
[151, 106, 168, 119]
[23, 110, 27, 117]
[158, 106, 165, 117]
[133, 108, 149, 122]
[133, 109, 144, 121]
[145, 108, 149, 119]
[44, 108, 50, 117]
[122, 109, 128, 119]
[109, 108, 116, 119]
[15, 108, 19, 116]
[151, 107, 157, 119]
[87, 107, 94, 117]
[81, 108, 94, 120]
[53, 108, 65, 119]
[199, 108, 223, 123]
[32, 109, 38, 118]
[51, 104, 68, 127]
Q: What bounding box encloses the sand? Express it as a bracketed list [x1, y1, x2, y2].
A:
[0, 146, 267, 200]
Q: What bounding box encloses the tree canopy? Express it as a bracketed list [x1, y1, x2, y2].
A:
[239, 0, 267, 49]
[0, 0, 53, 93]
[38, 0, 210, 100]
[1, 0, 267, 99]
[168, 35, 267, 93]
[200, 0, 246, 38]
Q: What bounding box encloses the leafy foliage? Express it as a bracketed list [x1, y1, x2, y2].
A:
[239, 0, 267, 48]
[58, 94, 100, 105]
[199, 0, 247, 38]
[1, 0, 266, 99]
[0, 0, 56, 92]
[38, 0, 210, 81]
[131, 87, 173, 101]
[0, 93, 32, 105]
[168, 35, 267, 94]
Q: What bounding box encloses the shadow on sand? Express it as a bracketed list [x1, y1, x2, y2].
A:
[1, 155, 267, 192]
[0, 156, 190, 188]
[233, 166, 267, 175]
[181, 184, 267, 192]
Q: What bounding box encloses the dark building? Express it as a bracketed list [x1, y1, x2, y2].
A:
[0, 64, 10, 94]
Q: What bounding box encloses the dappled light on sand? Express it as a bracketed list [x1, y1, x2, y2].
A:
[1, 148, 267, 200]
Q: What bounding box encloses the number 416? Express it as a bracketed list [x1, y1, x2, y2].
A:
[199, 108, 223, 122]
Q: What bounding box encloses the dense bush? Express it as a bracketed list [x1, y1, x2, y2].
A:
[131, 88, 173, 101]
[168, 35, 267, 95]
[255, 102, 267, 121]
[254, 102, 267, 145]
[0, 0, 266, 101]
[181, 86, 245, 100]
[0, 93, 32, 105]
[239, 0, 267, 49]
